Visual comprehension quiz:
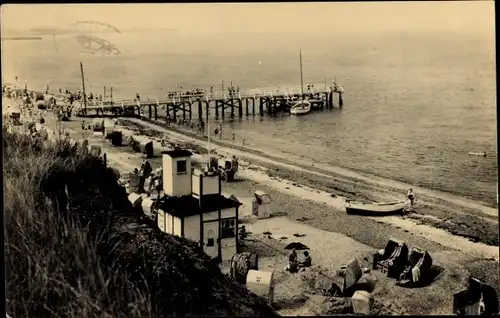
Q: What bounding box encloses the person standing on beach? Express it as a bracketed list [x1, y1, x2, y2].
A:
[407, 188, 415, 211]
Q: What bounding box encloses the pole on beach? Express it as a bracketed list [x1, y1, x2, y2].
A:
[221, 80, 224, 96]
[104, 86, 106, 103]
[80, 62, 87, 114]
[110, 87, 113, 105]
[207, 113, 211, 157]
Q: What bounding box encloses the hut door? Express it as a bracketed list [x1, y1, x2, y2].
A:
[203, 222, 219, 259]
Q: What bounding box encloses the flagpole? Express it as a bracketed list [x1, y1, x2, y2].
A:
[207, 115, 211, 156]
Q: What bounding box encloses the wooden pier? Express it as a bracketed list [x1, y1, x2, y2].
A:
[75, 85, 344, 121]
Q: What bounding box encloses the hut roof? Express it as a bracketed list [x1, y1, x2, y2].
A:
[162, 149, 193, 158]
[159, 194, 241, 218]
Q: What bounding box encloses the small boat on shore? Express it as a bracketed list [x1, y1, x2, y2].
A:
[468, 152, 487, 157]
[345, 201, 407, 216]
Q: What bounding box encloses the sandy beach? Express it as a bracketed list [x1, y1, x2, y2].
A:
[117, 117, 499, 246]
[3, 93, 499, 315]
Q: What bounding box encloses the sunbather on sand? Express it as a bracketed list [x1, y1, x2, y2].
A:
[298, 251, 312, 268]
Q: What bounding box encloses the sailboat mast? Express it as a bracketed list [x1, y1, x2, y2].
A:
[299, 50, 304, 99]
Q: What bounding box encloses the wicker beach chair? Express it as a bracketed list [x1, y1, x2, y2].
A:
[397, 246, 433, 287]
[453, 276, 499, 315]
[372, 238, 409, 279]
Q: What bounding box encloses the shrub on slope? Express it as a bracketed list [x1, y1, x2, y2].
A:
[4, 130, 276, 317]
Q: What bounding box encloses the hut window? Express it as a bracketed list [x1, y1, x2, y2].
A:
[207, 229, 215, 246]
[221, 218, 236, 239]
[177, 160, 187, 174]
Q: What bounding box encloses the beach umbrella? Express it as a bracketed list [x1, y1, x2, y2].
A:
[284, 242, 309, 251]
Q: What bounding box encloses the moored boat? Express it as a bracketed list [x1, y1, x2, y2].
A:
[290, 49, 312, 116]
[290, 100, 311, 115]
[344, 201, 407, 216]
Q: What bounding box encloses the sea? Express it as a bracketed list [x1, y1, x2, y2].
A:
[2, 29, 497, 206]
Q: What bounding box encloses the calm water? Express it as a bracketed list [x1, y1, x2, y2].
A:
[2, 30, 497, 206]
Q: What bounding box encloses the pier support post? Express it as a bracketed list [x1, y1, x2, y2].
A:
[154, 105, 158, 120]
[252, 98, 255, 116]
[245, 98, 249, 116]
[339, 93, 343, 108]
[182, 102, 186, 120]
[188, 102, 192, 120]
[259, 98, 264, 116]
[198, 100, 203, 122]
[230, 99, 235, 118]
[215, 100, 219, 119]
[238, 99, 243, 117]
[205, 102, 209, 122]
[222, 100, 225, 121]
[148, 104, 152, 119]
[173, 104, 177, 121]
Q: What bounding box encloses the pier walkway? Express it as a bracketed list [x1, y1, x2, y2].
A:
[4, 82, 344, 121]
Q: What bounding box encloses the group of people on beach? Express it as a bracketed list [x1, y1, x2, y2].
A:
[285, 249, 312, 273]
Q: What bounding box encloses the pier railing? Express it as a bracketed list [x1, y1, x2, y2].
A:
[104, 83, 341, 106]
[4, 82, 343, 110]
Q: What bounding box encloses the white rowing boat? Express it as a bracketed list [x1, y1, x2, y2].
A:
[290, 100, 311, 115]
[345, 201, 407, 216]
[468, 152, 487, 157]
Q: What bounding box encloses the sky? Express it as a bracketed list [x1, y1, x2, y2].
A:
[0, 1, 495, 35]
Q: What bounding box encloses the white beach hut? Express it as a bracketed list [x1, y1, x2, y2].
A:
[246, 269, 275, 306]
[252, 191, 272, 219]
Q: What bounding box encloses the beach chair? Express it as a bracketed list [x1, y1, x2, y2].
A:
[372, 238, 409, 279]
[142, 141, 154, 159]
[315, 258, 363, 297]
[230, 252, 259, 284]
[129, 173, 146, 194]
[397, 247, 433, 287]
[453, 276, 499, 315]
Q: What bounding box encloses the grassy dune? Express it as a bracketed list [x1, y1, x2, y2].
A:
[3, 129, 276, 317]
